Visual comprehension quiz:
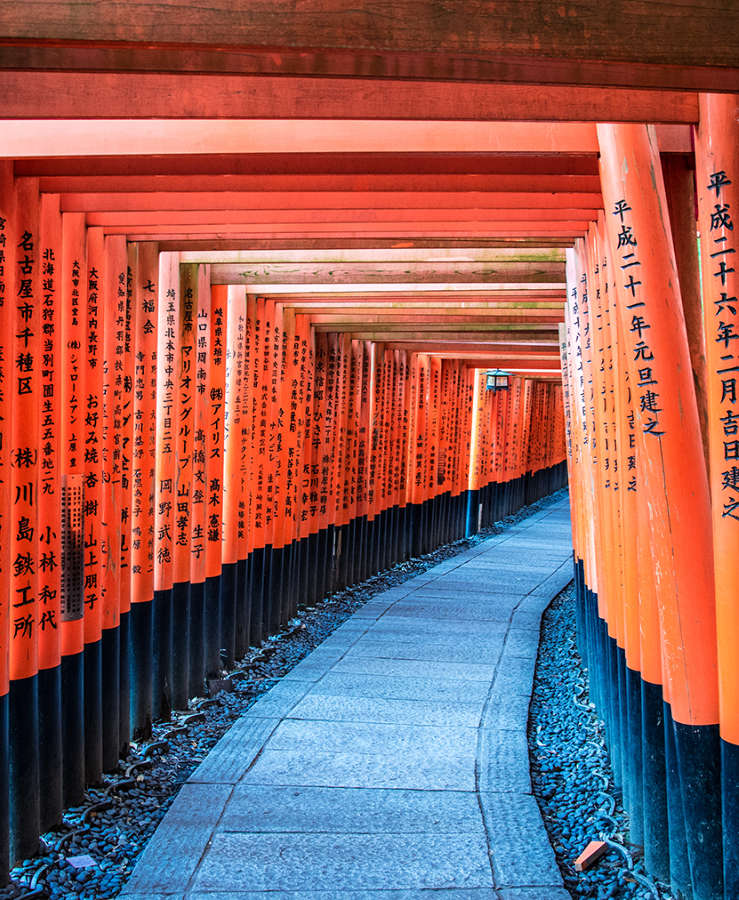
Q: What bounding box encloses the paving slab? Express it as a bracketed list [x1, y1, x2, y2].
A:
[188, 717, 281, 784]
[240, 747, 477, 791]
[309, 671, 491, 703]
[190, 832, 492, 892]
[286, 693, 484, 727]
[191, 888, 502, 900]
[330, 655, 498, 682]
[480, 793, 563, 888]
[266, 718, 479, 759]
[498, 890, 570, 900]
[345, 639, 504, 665]
[120, 784, 232, 895]
[220, 785, 483, 833]
[478, 728, 532, 794]
[123, 495, 573, 898]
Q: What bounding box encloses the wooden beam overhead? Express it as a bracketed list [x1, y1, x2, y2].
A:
[158, 239, 576, 251]
[17, 152, 603, 177]
[0, 120, 605, 158]
[60, 192, 601, 212]
[0, 1, 735, 91]
[0, 72, 700, 123]
[304, 315, 563, 326]
[206, 260, 565, 285]
[83, 210, 595, 229]
[178, 247, 566, 263]
[316, 325, 559, 342]
[313, 326, 562, 340]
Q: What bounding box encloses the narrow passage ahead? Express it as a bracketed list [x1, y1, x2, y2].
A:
[123, 496, 572, 899]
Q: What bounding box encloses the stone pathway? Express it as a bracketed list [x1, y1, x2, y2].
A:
[122, 497, 573, 900]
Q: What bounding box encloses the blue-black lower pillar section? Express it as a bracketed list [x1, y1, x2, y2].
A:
[234, 557, 249, 657]
[151, 588, 171, 720]
[296, 536, 309, 612]
[465, 489, 479, 537]
[189, 580, 206, 696]
[673, 718, 723, 900]
[615, 647, 627, 792]
[624, 665, 644, 846]
[171, 582, 191, 710]
[250, 548, 266, 647]
[262, 544, 277, 636]
[307, 532, 318, 602]
[641, 680, 669, 882]
[84, 639, 103, 785]
[37, 664, 63, 831]
[272, 545, 286, 629]
[9, 674, 39, 862]
[0, 691, 7, 884]
[129, 600, 153, 740]
[101, 627, 120, 772]
[219, 562, 237, 668]
[606, 635, 622, 785]
[664, 702, 692, 899]
[722, 739, 738, 900]
[204, 573, 222, 675]
[119, 611, 130, 756]
[60, 651, 85, 806]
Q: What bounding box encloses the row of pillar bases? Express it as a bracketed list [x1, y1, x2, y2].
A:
[561, 95, 739, 899]
[0, 467, 566, 882]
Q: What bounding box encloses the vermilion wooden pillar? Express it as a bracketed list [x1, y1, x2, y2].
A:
[598, 122, 721, 900]
[129, 241, 159, 739]
[37, 191, 63, 831]
[152, 252, 179, 718]
[9, 177, 41, 862]
[694, 91, 739, 900]
[0, 164, 11, 883]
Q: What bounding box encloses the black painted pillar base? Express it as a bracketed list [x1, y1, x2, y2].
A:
[101, 627, 120, 772]
[119, 611, 131, 756]
[151, 588, 172, 720]
[204, 573, 223, 675]
[722, 739, 739, 900]
[234, 557, 249, 658]
[251, 548, 266, 646]
[9, 674, 40, 863]
[37, 664, 62, 832]
[83, 639, 103, 785]
[129, 601, 153, 740]
[0, 691, 7, 884]
[673, 718, 723, 900]
[61, 652, 85, 806]
[664, 702, 692, 899]
[189, 580, 206, 695]
[171, 581, 191, 710]
[624, 665, 644, 846]
[219, 562, 238, 668]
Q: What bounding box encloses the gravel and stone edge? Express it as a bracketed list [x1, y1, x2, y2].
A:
[528, 582, 675, 900]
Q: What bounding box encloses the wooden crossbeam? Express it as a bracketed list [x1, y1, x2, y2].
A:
[0, 1, 735, 90]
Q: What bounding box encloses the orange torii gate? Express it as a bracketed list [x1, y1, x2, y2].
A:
[0, 3, 738, 895]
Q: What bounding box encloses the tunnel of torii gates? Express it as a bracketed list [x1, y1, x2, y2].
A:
[0, 4, 738, 898]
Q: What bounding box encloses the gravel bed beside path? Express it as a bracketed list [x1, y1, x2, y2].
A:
[529, 584, 676, 900]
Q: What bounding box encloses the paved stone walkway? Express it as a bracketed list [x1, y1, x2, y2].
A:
[122, 497, 573, 900]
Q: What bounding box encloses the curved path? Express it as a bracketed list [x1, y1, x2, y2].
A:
[122, 496, 573, 900]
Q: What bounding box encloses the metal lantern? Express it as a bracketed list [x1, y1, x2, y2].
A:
[485, 369, 510, 392]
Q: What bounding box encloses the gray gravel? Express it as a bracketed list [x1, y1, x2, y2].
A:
[529, 583, 676, 900]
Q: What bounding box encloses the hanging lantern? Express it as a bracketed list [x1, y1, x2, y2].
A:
[485, 369, 510, 392]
